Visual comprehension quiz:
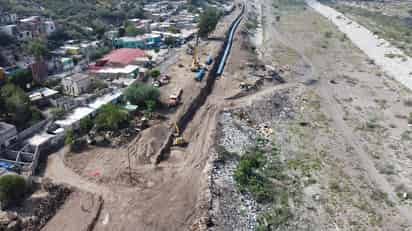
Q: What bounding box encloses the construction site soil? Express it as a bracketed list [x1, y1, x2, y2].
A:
[36, 0, 412, 230]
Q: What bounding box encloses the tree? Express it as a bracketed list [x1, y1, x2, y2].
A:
[125, 24, 144, 36]
[79, 117, 94, 134]
[167, 26, 180, 34]
[0, 84, 31, 127]
[92, 19, 106, 39]
[124, 82, 160, 106]
[95, 103, 129, 131]
[50, 107, 66, 119]
[164, 36, 177, 47]
[0, 174, 26, 208]
[144, 99, 156, 118]
[64, 129, 74, 145]
[27, 39, 48, 82]
[150, 69, 161, 78]
[27, 39, 47, 61]
[198, 7, 220, 38]
[9, 69, 33, 90]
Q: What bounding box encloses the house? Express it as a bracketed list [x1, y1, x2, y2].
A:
[0, 122, 17, 151]
[30, 62, 48, 82]
[92, 65, 140, 79]
[97, 48, 146, 67]
[113, 34, 161, 49]
[28, 87, 59, 106]
[113, 37, 145, 49]
[0, 25, 18, 37]
[60, 57, 75, 71]
[0, 12, 17, 25]
[62, 73, 93, 96]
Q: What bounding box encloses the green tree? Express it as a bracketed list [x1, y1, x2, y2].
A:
[0, 84, 31, 127]
[65, 129, 74, 145]
[125, 24, 144, 36]
[124, 82, 160, 106]
[79, 117, 94, 134]
[198, 7, 220, 38]
[164, 36, 177, 47]
[0, 174, 26, 208]
[95, 103, 129, 131]
[50, 107, 66, 119]
[27, 39, 47, 61]
[9, 69, 33, 90]
[150, 69, 161, 78]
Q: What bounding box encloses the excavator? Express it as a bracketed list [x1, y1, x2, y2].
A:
[172, 123, 187, 146]
[190, 35, 200, 72]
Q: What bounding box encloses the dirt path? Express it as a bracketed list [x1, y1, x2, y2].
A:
[44, 151, 112, 197]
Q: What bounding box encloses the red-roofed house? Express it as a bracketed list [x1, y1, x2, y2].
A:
[97, 48, 145, 67]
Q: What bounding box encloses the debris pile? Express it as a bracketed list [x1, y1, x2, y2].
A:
[0, 180, 72, 231]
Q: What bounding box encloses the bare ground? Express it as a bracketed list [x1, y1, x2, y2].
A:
[209, 0, 412, 230]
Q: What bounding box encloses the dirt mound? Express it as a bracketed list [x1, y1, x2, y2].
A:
[133, 124, 169, 164]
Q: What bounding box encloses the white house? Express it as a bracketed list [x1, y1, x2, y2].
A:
[0, 122, 17, 150]
[62, 73, 93, 96]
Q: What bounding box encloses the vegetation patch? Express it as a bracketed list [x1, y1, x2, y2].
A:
[234, 144, 294, 229]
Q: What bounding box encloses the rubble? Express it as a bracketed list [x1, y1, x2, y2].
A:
[0, 180, 72, 231]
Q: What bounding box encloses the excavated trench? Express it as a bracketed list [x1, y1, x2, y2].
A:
[154, 5, 245, 164]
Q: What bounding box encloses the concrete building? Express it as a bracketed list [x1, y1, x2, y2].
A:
[62, 73, 93, 96]
[113, 34, 161, 49]
[0, 12, 17, 25]
[0, 24, 18, 37]
[44, 20, 56, 35]
[0, 122, 17, 150]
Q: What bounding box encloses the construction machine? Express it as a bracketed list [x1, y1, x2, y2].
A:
[190, 35, 200, 72]
[172, 123, 187, 146]
[169, 88, 183, 107]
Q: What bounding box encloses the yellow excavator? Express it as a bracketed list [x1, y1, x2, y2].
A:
[190, 35, 200, 72]
[172, 123, 187, 146]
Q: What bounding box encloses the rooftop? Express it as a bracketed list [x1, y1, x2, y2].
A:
[99, 48, 145, 66]
[65, 73, 90, 82]
[96, 65, 140, 74]
[0, 122, 16, 137]
[28, 87, 59, 101]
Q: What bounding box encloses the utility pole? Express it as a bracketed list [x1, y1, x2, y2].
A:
[127, 144, 133, 183]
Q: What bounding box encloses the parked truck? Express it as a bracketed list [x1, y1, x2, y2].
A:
[169, 88, 183, 107]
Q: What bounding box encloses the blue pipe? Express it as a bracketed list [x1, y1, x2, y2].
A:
[217, 5, 245, 76]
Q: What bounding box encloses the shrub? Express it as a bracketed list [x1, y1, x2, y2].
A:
[324, 31, 333, 38]
[50, 107, 66, 119]
[65, 129, 74, 145]
[234, 147, 274, 203]
[124, 82, 160, 106]
[79, 117, 94, 134]
[95, 103, 129, 131]
[150, 69, 161, 78]
[0, 175, 26, 208]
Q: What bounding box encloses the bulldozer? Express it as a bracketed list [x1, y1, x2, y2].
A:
[172, 123, 187, 147]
